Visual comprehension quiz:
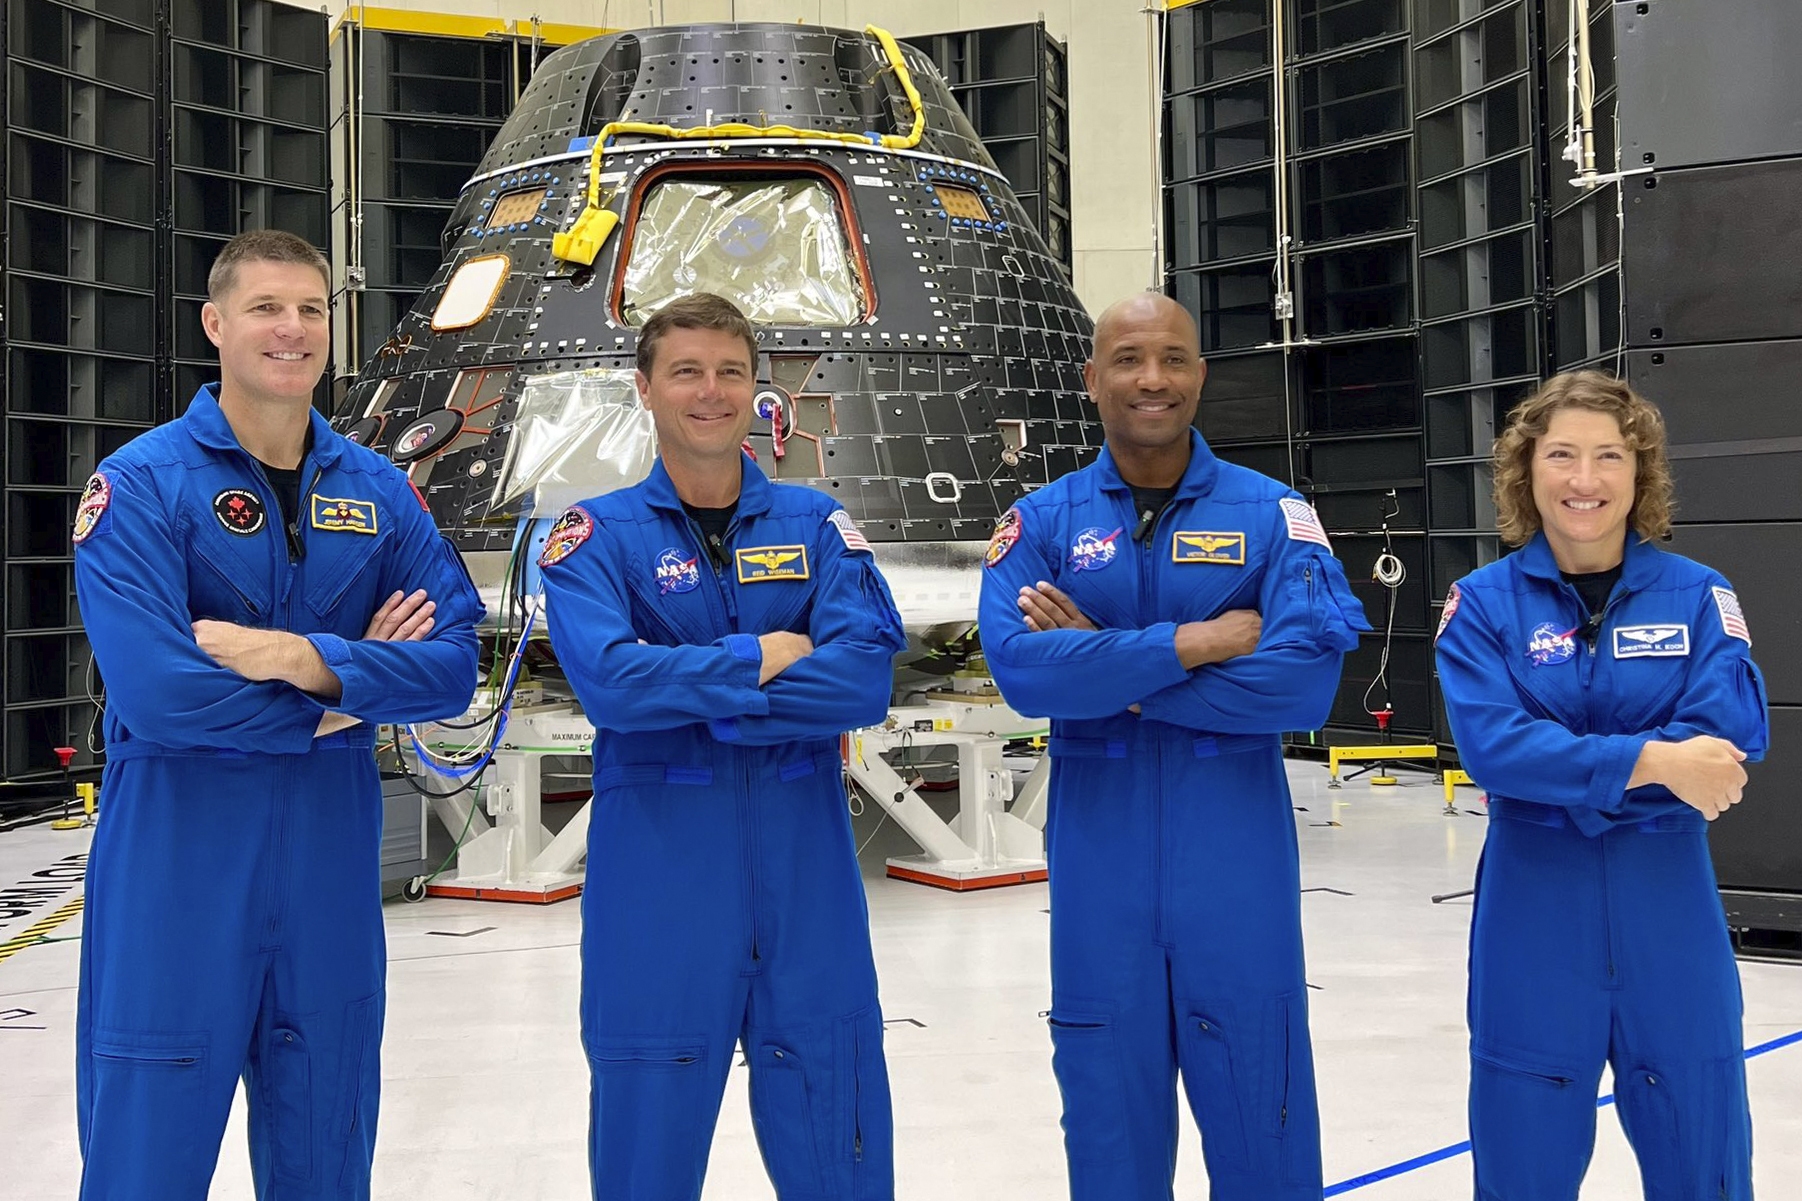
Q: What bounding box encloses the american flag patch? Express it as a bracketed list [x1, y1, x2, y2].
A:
[1280, 497, 1332, 549]
[829, 509, 872, 554]
[1713, 585, 1751, 645]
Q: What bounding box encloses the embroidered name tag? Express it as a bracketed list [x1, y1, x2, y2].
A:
[737, 545, 809, 582]
[1171, 531, 1245, 565]
[1613, 624, 1690, 659]
[311, 496, 379, 535]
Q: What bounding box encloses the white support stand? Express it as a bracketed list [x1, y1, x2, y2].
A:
[849, 689, 1050, 891]
[414, 704, 592, 903]
[414, 689, 1051, 900]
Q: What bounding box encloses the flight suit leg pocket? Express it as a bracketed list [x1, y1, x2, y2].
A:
[335, 992, 383, 1193]
[89, 1028, 212, 1174]
[1615, 1057, 1746, 1201]
[1177, 1008, 1250, 1175]
[748, 1035, 828, 1197]
[263, 1022, 316, 1187]
[1468, 1042, 1591, 1199]
[1046, 1001, 1133, 1182]
[837, 1005, 893, 1195]
[586, 1036, 710, 1191]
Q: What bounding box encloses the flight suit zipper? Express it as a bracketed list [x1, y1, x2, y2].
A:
[852, 1028, 864, 1162]
[1132, 491, 1173, 947]
[1568, 578, 1628, 988]
[694, 512, 759, 964]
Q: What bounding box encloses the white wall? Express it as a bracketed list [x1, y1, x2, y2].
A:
[302, 0, 1163, 314]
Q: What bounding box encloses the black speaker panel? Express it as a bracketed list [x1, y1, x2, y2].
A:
[1711, 704, 1802, 896]
[1622, 159, 1802, 347]
[1616, 0, 1802, 172]
[1663, 523, 1802, 707]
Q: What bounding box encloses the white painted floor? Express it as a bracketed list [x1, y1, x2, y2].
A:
[3, 764, 1799, 1199]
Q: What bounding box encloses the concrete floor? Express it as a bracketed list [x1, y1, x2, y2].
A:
[3, 763, 1799, 1199]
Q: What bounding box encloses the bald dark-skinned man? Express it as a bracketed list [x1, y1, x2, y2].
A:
[978, 292, 1369, 1201]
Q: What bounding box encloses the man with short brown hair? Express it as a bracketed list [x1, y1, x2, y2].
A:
[72, 228, 482, 1199]
[540, 292, 905, 1201]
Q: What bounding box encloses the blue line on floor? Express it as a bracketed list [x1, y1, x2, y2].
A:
[1323, 1028, 1802, 1196]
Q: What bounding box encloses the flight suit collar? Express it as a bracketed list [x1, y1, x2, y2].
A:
[1093, 428, 1221, 500]
[1516, 529, 1663, 591]
[180, 383, 344, 468]
[641, 452, 774, 520]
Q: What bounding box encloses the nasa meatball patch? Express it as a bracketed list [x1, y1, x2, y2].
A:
[214, 488, 267, 536]
[72, 473, 112, 545]
[1067, 526, 1122, 572]
[654, 547, 700, 595]
[538, 506, 594, 567]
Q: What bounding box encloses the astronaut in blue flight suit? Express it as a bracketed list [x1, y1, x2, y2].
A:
[537, 293, 906, 1201]
[70, 231, 483, 1201]
[979, 292, 1369, 1201]
[1435, 371, 1766, 1201]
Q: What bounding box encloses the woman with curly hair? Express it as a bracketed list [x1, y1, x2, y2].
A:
[1434, 369, 1768, 1199]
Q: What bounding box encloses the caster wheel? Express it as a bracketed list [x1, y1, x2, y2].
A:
[401, 876, 428, 903]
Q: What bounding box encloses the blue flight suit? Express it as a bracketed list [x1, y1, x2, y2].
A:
[71, 385, 483, 1201]
[538, 455, 906, 1201]
[979, 430, 1369, 1201]
[1435, 532, 1768, 1200]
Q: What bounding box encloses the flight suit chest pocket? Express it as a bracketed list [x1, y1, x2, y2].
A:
[1603, 630, 1692, 727]
[189, 528, 272, 622]
[626, 565, 716, 645]
[304, 532, 388, 625]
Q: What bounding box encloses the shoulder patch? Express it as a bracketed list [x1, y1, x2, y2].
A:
[72, 472, 112, 545]
[985, 506, 1023, 568]
[1279, 497, 1332, 549]
[1435, 584, 1461, 642]
[828, 509, 872, 554]
[1712, 585, 1751, 645]
[538, 506, 594, 568]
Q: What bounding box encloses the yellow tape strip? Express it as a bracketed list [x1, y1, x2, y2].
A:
[337, 5, 508, 39]
[0, 894, 84, 967]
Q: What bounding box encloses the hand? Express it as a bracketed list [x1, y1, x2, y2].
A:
[314, 712, 362, 738]
[365, 589, 436, 642]
[193, 621, 301, 682]
[1631, 736, 1748, 820]
[1018, 582, 1096, 632]
[757, 631, 815, 685]
[1173, 610, 1262, 669]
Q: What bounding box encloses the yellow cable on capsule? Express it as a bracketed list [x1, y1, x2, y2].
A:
[552, 24, 928, 265]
